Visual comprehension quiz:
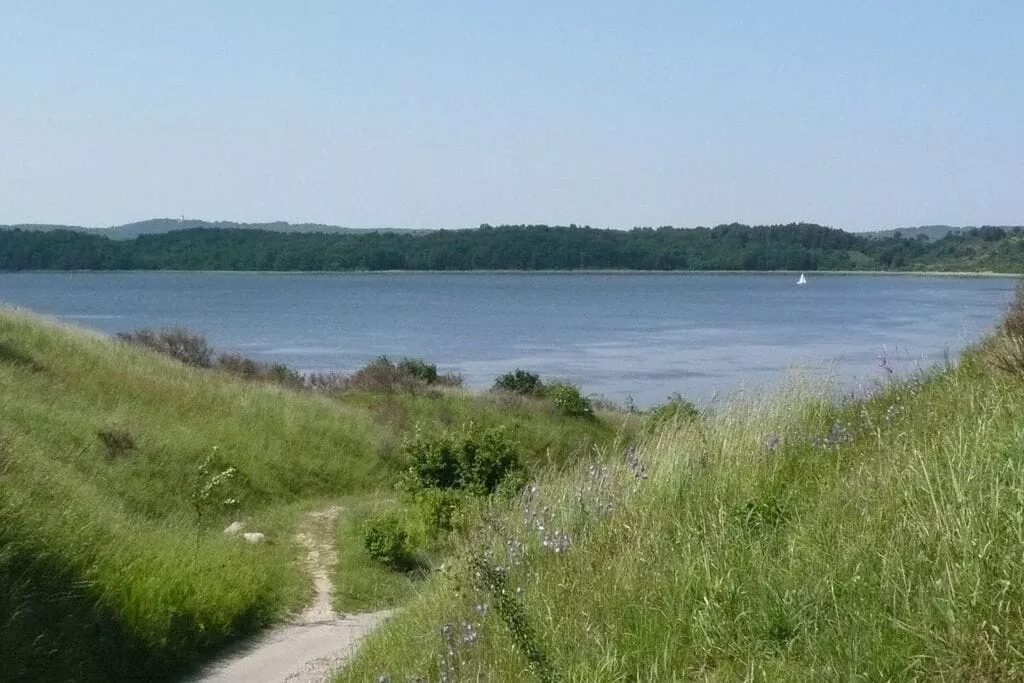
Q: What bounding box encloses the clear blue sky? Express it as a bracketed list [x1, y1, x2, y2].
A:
[2, 1, 1021, 231]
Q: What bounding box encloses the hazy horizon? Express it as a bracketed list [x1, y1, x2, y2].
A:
[4, 3, 1022, 231]
[0, 216, 1005, 234]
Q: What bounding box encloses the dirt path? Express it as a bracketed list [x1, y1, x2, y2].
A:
[189, 507, 392, 683]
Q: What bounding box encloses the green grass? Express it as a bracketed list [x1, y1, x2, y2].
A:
[331, 497, 420, 612]
[339, 337, 1024, 680]
[0, 307, 621, 681]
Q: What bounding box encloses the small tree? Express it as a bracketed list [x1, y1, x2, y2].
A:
[189, 448, 239, 548]
[493, 369, 544, 396]
[547, 382, 594, 419]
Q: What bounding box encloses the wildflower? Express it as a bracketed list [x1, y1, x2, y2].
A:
[460, 619, 479, 646]
[878, 353, 894, 375]
[542, 530, 572, 553]
[820, 421, 854, 448]
[505, 538, 524, 566]
[625, 445, 646, 479]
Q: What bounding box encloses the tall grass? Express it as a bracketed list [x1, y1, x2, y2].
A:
[340, 347, 1024, 680]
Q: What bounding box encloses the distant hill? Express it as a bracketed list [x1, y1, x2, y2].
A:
[2, 221, 1023, 273]
[0, 218, 426, 239]
[866, 225, 968, 240]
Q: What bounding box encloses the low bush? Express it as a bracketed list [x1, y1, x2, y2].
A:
[397, 357, 438, 384]
[403, 423, 525, 497]
[346, 356, 431, 393]
[215, 353, 304, 388]
[96, 428, 136, 460]
[643, 393, 699, 433]
[547, 382, 594, 419]
[116, 327, 214, 368]
[1001, 279, 1024, 338]
[362, 511, 418, 572]
[361, 424, 527, 569]
[988, 279, 1024, 375]
[493, 369, 544, 396]
[306, 371, 348, 394]
[411, 488, 467, 540]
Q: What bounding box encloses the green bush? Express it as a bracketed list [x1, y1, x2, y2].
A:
[547, 382, 594, 419]
[345, 356, 462, 392]
[1001, 279, 1024, 338]
[412, 488, 466, 540]
[397, 357, 439, 385]
[215, 353, 304, 389]
[116, 327, 214, 368]
[403, 423, 525, 496]
[493, 369, 544, 395]
[989, 279, 1024, 375]
[362, 511, 417, 571]
[644, 393, 699, 432]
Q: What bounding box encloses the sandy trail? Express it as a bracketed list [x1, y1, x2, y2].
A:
[189, 507, 392, 683]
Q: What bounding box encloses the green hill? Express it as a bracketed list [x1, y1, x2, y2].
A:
[339, 286, 1024, 680]
[1, 222, 1023, 272]
[0, 309, 618, 681]
[0, 218, 426, 240]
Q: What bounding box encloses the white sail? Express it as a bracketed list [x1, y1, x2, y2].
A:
[797, 273, 807, 285]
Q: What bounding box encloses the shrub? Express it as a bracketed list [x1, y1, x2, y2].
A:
[214, 352, 262, 379]
[306, 371, 348, 394]
[989, 335, 1024, 376]
[345, 356, 425, 393]
[263, 362, 304, 389]
[988, 279, 1024, 375]
[96, 428, 136, 460]
[403, 423, 525, 496]
[362, 511, 417, 571]
[397, 357, 438, 385]
[494, 369, 544, 396]
[188, 449, 241, 544]
[117, 327, 213, 368]
[436, 371, 465, 388]
[547, 382, 594, 419]
[215, 353, 304, 388]
[643, 393, 699, 433]
[1002, 279, 1024, 339]
[412, 488, 466, 540]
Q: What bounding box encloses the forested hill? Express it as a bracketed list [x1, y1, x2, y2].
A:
[0, 218, 423, 239]
[1, 222, 1022, 273]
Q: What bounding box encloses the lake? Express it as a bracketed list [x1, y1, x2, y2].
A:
[0, 272, 1015, 407]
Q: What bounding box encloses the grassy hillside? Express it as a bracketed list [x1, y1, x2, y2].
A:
[340, 289, 1024, 680]
[0, 308, 619, 681]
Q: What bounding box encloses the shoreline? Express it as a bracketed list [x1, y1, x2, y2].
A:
[0, 269, 1018, 278]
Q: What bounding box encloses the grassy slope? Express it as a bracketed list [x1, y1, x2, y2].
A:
[341, 343, 1024, 680]
[0, 308, 619, 681]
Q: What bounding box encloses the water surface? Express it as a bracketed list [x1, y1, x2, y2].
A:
[0, 272, 1013, 406]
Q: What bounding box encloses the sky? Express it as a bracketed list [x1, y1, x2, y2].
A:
[2, 1, 1022, 231]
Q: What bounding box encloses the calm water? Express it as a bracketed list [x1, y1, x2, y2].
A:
[0, 272, 1015, 406]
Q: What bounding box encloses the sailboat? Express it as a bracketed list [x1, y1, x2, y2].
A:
[797, 273, 807, 285]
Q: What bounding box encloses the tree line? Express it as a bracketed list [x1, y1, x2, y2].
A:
[1, 223, 1022, 273]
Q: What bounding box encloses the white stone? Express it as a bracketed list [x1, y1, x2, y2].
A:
[224, 521, 247, 535]
[243, 532, 266, 544]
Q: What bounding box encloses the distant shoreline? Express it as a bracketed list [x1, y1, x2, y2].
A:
[1, 269, 1018, 278]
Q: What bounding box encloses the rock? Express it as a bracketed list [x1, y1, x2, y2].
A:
[243, 532, 266, 544]
[224, 521, 247, 535]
